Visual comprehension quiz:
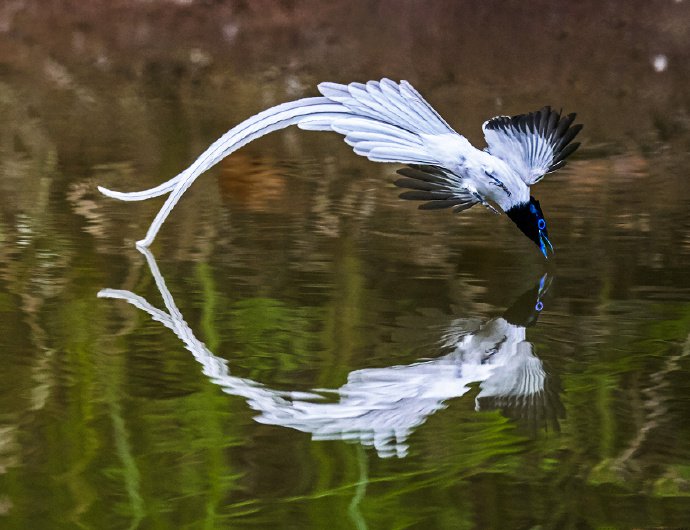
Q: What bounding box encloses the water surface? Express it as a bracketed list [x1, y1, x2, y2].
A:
[1, 1, 690, 528]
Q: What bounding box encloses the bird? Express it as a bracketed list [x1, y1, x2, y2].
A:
[98, 78, 582, 255]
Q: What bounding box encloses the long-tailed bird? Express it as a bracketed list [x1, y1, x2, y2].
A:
[99, 78, 582, 255]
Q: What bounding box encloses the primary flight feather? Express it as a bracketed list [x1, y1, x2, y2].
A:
[99, 78, 582, 255]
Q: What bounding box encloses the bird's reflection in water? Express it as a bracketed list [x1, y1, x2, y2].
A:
[100, 249, 562, 458]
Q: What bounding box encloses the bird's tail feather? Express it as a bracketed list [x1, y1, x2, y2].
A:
[98, 96, 349, 246]
[98, 97, 342, 202]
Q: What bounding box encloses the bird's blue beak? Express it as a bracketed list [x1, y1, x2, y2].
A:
[537, 273, 553, 298]
[539, 233, 554, 259]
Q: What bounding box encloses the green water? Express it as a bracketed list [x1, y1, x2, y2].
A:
[1, 1, 689, 528]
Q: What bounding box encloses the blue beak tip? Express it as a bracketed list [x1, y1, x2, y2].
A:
[539, 236, 554, 259]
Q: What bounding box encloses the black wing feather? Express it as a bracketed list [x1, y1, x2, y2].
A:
[394, 165, 478, 212]
[483, 106, 583, 184]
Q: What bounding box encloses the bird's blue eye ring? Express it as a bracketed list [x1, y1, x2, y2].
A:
[535, 301, 544, 311]
[538, 219, 546, 230]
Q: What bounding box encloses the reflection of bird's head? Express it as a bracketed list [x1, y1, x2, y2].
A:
[506, 196, 553, 258]
[501, 273, 552, 328]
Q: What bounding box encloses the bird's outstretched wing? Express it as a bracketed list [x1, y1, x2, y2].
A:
[302, 79, 480, 211]
[393, 165, 479, 212]
[482, 107, 582, 186]
[300, 79, 462, 164]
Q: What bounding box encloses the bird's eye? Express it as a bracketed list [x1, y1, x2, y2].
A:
[535, 301, 544, 311]
[538, 219, 546, 230]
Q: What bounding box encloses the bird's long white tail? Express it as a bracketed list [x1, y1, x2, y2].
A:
[98, 96, 348, 247]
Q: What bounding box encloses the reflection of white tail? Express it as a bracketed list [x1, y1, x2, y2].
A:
[99, 247, 549, 458]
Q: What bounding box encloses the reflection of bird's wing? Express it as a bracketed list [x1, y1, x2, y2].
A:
[395, 306, 563, 431]
[476, 341, 545, 401]
[301, 79, 480, 212]
[256, 359, 473, 458]
[483, 107, 582, 185]
[392, 309, 481, 356]
[475, 341, 563, 430]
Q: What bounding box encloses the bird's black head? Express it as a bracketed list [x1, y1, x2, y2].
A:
[506, 197, 553, 258]
[502, 274, 552, 327]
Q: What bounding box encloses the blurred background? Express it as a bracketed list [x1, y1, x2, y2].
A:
[0, 1, 689, 528]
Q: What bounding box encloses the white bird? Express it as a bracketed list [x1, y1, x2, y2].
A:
[99, 78, 582, 255]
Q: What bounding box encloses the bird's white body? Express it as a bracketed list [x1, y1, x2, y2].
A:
[421, 132, 530, 210]
[98, 78, 580, 250]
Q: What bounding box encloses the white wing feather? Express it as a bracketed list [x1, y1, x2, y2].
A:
[300, 79, 463, 165]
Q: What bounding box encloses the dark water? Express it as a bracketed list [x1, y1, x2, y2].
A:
[1, 1, 690, 528]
